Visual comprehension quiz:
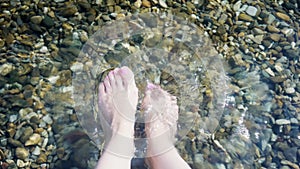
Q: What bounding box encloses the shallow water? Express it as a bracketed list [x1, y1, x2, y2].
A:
[1, 1, 299, 168]
[73, 13, 257, 163]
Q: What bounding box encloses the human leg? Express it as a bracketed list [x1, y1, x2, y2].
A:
[143, 83, 191, 169]
[95, 66, 138, 169]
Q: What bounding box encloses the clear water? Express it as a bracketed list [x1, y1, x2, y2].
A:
[72, 12, 272, 167]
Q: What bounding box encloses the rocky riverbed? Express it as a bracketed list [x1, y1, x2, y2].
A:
[0, 0, 299, 169]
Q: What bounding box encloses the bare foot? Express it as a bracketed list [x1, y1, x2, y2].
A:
[96, 67, 138, 166]
[142, 83, 191, 169]
[142, 83, 179, 157]
[98, 66, 138, 138]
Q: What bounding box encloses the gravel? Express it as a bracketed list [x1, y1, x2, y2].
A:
[0, 0, 299, 168]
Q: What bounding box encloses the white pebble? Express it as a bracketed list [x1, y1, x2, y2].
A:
[233, 1, 242, 11]
[265, 67, 275, 77]
[39, 46, 48, 53]
[285, 87, 295, 94]
[42, 138, 48, 148]
[275, 119, 291, 125]
[271, 133, 278, 142]
[274, 63, 283, 72]
[32, 146, 41, 156]
[70, 62, 84, 72]
[239, 4, 248, 12]
[17, 159, 26, 167]
[290, 118, 298, 124]
[246, 6, 258, 16]
[39, 121, 46, 128]
[47, 75, 60, 84]
[9, 115, 18, 122]
[281, 28, 294, 36]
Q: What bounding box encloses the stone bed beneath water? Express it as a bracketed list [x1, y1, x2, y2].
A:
[0, 0, 299, 169]
[72, 13, 229, 161]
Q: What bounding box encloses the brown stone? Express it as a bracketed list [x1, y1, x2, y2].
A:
[60, 5, 78, 17]
[239, 13, 253, 22]
[267, 25, 280, 33]
[37, 153, 47, 163]
[5, 33, 14, 44]
[142, 0, 151, 7]
[270, 34, 281, 42]
[15, 147, 29, 160]
[275, 12, 291, 21]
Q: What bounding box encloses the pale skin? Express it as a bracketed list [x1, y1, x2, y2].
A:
[96, 66, 191, 169]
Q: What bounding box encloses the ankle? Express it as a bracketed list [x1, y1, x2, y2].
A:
[147, 136, 175, 156]
[113, 120, 135, 137]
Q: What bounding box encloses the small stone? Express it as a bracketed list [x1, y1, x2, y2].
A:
[30, 23, 43, 32]
[270, 33, 281, 42]
[274, 63, 283, 72]
[5, 33, 14, 44]
[30, 16, 43, 24]
[8, 138, 23, 147]
[266, 14, 276, 24]
[265, 67, 275, 77]
[37, 153, 47, 163]
[16, 159, 26, 167]
[253, 28, 265, 35]
[281, 28, 294, 36]
[32, 146, 41, 156]
[39, 46, 48, 53]
[262, 40, 272, 48]
[106, 0, 115, 5]
[42, 15, 55, 28]
[159, 0, 168, 8]
[62, 23, 73, 31]
[15, 147, 29, 160]
[239, 13, 253, 22]
[101, 15, 111, 21]
[218, 13, 228, 24]
[285, 87, 295, 94]
[233, 1, 242, 11]
[250, 35, 264, 44]
[0, 39, 5, 47]
[34, 100, 44, 110]
[70, 62, 83, 72]
[281, 160, 299, 169]
[79, 31, 88, 42]
[25, 133, 41, 146]
[134, 0, 142, 8]
[9, 115, 18, 122]
[290, 118, 298, 124]
[0, 138, 7, 146]
[0, 148, 5, 160]
[60, 6, 78, 17]
[57, 147, 65, 159]
[267, 25, 280, 33]
[246, 6, 258, 16]
[270, 76, 287, 83]
[275, 12, 291, 21]
[216, 26, 226, 37]
[238, 4, 247, 11]
[42, 114, 53, 124]
[142, 0, 151, 7]
[276, 119, 291, 125]
[78, 0, 91, 10]
[0, 63, 14, 76]
[20, 127, 33, 143]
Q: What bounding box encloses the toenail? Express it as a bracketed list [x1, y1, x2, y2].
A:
[146, 83, 157, 90]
